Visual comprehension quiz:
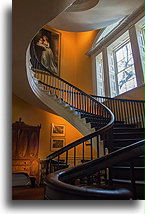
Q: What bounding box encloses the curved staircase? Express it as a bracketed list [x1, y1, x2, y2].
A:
[26, 39, 144, 200]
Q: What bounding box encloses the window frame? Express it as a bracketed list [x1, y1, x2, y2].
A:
[113, 39, 137, 95]
[95, 52, 105, 96]
[88, 5, 144, 98]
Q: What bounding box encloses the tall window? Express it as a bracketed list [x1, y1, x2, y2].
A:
[114, 40, 137, 94]
[135, 17, 145, 71]
[108, 51, 117, 97]
[96, 53, 104, 96]
[107, 31, 137, 97]
[90, 8, 144, 98]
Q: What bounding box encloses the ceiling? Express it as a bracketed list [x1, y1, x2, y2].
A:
[12, 0, 143, 113]
[12, 0, 76, 113]
[48, 0, 143, 32]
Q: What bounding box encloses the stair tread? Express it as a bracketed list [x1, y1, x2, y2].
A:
[112, 166, 144, 169]
[112, 179, 144, 185]
[113, 127, 143, 131]
[90, 120, 124, 124]
[113, 132, 143, 135]
[113, 124, 136, 127]
[114, 138, 143, 142]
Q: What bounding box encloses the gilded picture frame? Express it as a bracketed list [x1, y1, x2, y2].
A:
[50, 138, 65, 151]
[51, 123, 65, 137]
[34, 26, 61, 76]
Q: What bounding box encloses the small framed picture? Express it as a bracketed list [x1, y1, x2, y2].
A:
[51, 123, 65, 136]
[51, 138, 65, 151]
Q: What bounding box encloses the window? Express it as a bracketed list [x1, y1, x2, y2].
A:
[108, 31, 137, 96]
[89, 6, 144, 98]
[95, 53, 104, 96]
[114, 40, 137, 94]
[135, 17, 145, 70]
[108, 51, 117, 97]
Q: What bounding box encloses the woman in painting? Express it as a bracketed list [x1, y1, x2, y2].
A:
[37, 36, 57, 74]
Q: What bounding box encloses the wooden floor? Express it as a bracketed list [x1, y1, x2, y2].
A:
[12, 187, 45, 200]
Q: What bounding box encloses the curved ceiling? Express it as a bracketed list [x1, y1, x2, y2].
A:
[48, 0, 143, 32]
[12, 0, 76, 113]
[67, 0, 100, 12]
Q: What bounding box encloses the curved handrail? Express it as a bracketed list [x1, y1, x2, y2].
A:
[30, 39, 114, 171]
[46, 119, 113, 160]
[91, 94, 144, 128]
[31, 40, 114, 114]
[35, 80, 114, 160]
[29, 38, 144, 199]
[91, 94, 145, 103]
[59, 140, 144, 181]
[45, 173, 131, 200]
[44, 140, 144, 199]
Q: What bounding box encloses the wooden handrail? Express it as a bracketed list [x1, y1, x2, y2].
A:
[59, 140, 144, 181]
[30, 37, 144, 199]
[30, 39, 115, 167]
[31, 41, 114, 113]
[91, 94, 144, 128]
[44, 140, 144, 200]
[45, 172, 132, 200]
[38, 79, 114, 114]
[32, 64, 144, 104]
[38, 80, 82, 94]
[91, 94, 145, 103]
[46, 118, 114, 160]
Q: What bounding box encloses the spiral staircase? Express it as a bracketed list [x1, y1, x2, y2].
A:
[26, 40, 144, 200]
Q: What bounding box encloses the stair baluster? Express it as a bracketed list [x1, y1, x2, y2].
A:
[28, 39, 144, 199]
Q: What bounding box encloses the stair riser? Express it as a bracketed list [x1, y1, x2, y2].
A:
[81, 114, 103, 119]
[94, 122, 137, 130]
[113, 124, 136, 128]
[111, 168, 144, 181]
[113, 157, 144, 167]
[93, 122, 126, 129]
[113, 128, 144, 133]
[113, 133, 143, 139]
[92, 120, 124, 124]
[86, 118, 110, 123]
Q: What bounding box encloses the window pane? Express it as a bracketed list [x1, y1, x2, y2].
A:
[115, 41, 137, 95]
[135, 18, 145, 71]
[108, 51, 117, 97]
[96, 53, 104, 96]
[116, 43, 134, 72]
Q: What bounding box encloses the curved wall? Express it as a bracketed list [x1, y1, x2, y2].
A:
[12, 94, 83, 158]
[54, 28, 99, 94]
[12, 0, 75, 112]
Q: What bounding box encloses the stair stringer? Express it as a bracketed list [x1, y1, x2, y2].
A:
[26, 45, 96, 139]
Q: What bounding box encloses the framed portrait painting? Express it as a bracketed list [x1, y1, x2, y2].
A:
[51, 123, 65, 137]
[34, 26, 61, 76]
[50, 138, 65, 151]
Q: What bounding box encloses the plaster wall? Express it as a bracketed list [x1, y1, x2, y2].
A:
[55, 28, 99, 94]
[12, 94, 83, 158]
